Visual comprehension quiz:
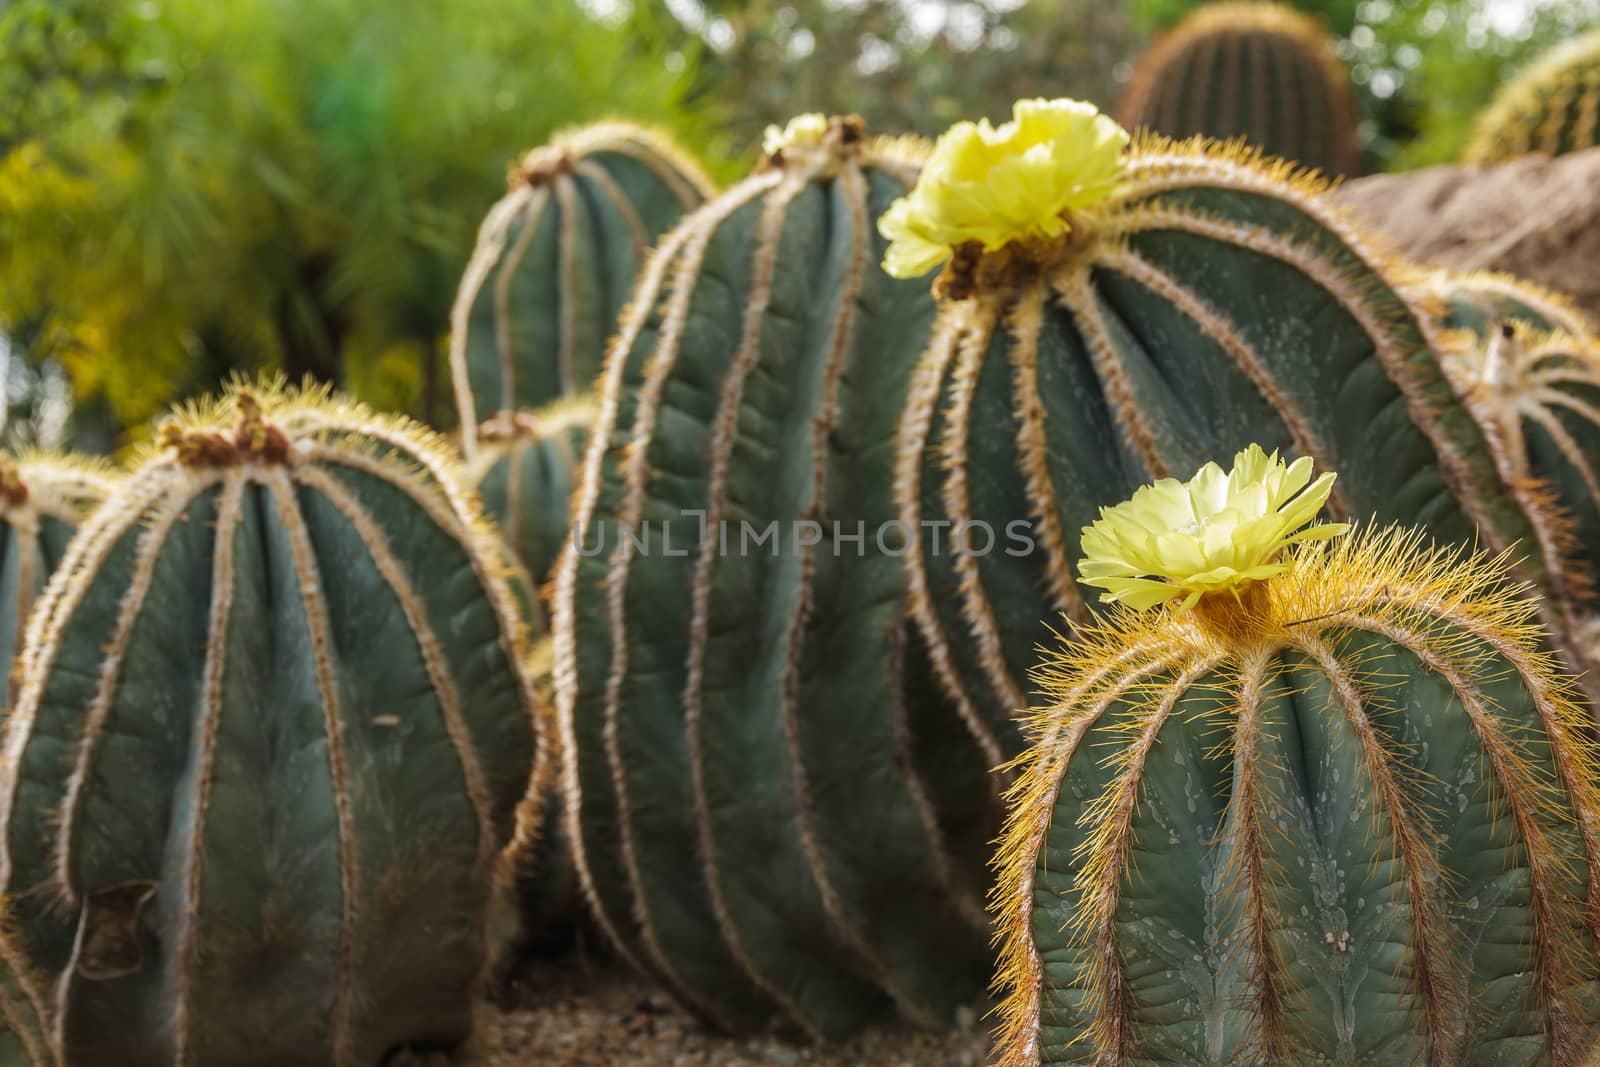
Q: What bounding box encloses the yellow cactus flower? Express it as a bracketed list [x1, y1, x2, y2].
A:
[878, 98, 1129, 279]
[763, 113, 830, 157]
[1078, 445, 1349, 612]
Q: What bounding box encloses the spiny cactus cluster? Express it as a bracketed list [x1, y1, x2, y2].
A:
[1116, 2, 1361, 176]
[555, 113, 994, 1040]
[449, 121, 715, 433]
[993, 449, 1600, 1065]
[0, 386, 545, 1065]
[881, 116, 1555, 766]
[1465, 29, 1600, 163]
[6, 90, 1600, 1066]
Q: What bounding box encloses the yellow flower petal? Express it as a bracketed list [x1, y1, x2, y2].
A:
[1077, 445, 1349, 612]
[878, 98, 1130, 279]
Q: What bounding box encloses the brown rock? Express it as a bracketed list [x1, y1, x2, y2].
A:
[1333, 146, 1600, 324]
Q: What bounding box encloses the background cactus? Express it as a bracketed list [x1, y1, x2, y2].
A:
[464, 399, 594, 595]
[1404, 268, 1599, 343]
[887, 124, 1564, 768]
[1437, 325, 1600, 593]
[1115, 2, 1361, 177]
[0, 454, 113, 711]
[993, 454, 1600, 1065]
[1464, 30, 1600, 163]
[553, 114, 995, 1040]
[449, 121, 715, 441]
[0, 386, 545, 1066]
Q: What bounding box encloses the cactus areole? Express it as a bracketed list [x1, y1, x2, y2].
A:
[993, 446, 1600, 1065]
[0, 386, 545, 1066]
[881, 98, 1572, 767]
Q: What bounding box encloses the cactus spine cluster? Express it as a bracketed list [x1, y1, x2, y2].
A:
[0, 386, 545, 1066]
[1464, 30, 1600, 163]
[449, 121, 715, 437]
[0, 455, 112, 710]
[464, 398, 594, 592]
[554, 115, 994, 1039]
[1116, 3, 1361, 176]
[1404, 268, 1598, 343]
[992, 451, 1600, 1065]
[885, 127, 1555, 766]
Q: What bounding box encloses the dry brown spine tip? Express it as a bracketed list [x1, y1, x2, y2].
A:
[513, 146, 575, 189]
[0, 460, 29, 509]
[161, 393, 292, 469]
[759, 114, 869, 176]
[933, 217, 1098, 301]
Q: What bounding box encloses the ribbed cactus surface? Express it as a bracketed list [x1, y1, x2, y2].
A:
[554, 116, 994, 1039]
[0, 387, 544, 1066]
[992, 452, 1600, 1065]
[1116, 3, 1360, 176]
[892, 139, 1554, 768]
[1465, 30, 1600, 163]
[465, 399, 593, 591]
[0, 455, 112, 711]
[1439, 325, 1600, 589]
[450, 121, 715, 438]
[1405, 268, 1598, 342]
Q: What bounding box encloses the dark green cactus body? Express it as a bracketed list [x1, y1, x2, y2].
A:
[898, 144, 1558, 766]
[465, 400, 593, 592]
[994, 530, 1600, 1066]
[1116, 3, 1360, 176]
[0, 391, 543, 1066]
[0, 457, 111, 713]
[553, 120, 993, 1039]
[450, 122, 714, 432]
[1465, 31, 1600, 162]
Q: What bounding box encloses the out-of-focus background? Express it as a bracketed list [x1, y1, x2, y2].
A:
[3, 0, 1594, 450]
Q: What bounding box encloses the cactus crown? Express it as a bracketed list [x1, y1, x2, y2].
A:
[0, 453, 113, 519]
[878, 98, 1129, 281]
[1078, 444, 1348, 613]
[511, 119, 714, 196]
[757, 112, 871, 181]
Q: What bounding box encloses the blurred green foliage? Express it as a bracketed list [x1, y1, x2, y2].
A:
[0, 0, 715, 445]
[4, 0, 1599, 449]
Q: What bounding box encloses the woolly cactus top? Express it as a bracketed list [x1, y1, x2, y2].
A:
[1077, 445, 1348, 612]
[878, 98, 1129, 279]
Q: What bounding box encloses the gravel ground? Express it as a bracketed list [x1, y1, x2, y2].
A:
[464, 942, 994, 1066]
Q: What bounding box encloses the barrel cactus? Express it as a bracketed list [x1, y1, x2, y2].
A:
[464, 398, 593, 593]
[993, 446, 1600, 1065]
[1116, 2, 1361, 176]
[553, 113, 994, 1040]
[881, 98, 1569, 764]
[0, 454, 113, 710]
[1464, 30, 1600, 163]
[0, 385, 546, 1065]
[449, 121, 715, 440]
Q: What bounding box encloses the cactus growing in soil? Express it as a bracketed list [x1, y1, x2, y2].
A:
[0, 455, 113, 711]
[1116, 3, 1361, 177]
[554, 114, 995, 1040]
[1464, 30, 1600, 163]
[881, 98, 1572, 767]
[450, 121, 715, 443]
[992, 446, 1600, 1065]
[0, 385, 546, 1066]
[464, 398, 594, 592]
